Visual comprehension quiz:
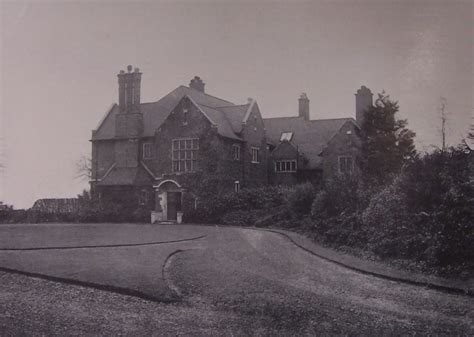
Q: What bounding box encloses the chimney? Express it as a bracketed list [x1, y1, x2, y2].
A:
[355, 85, 373, 126]
[189, 76, 205, 93]
[298, 93, 310, 121]
[117, 65, 142, 113]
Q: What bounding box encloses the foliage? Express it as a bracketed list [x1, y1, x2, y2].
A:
[361, 92, 416, 185]
[311, 173, 369, 218]
[76, 189, 149, 223]
[0, 201, 13, 210]
[361, 146, 473, 266]
[186, 185, 288, 224]
[221, 209, 269, 227]
[284, 182, 316, 215]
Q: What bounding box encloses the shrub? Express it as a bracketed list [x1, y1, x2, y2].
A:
[221, 209, 270, 227]
[360, 146, 474, 267]
[285, 182, 316, 215]
[187, 186, 289, 224]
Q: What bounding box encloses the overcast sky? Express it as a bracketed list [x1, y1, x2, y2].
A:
[1, 0, 473, 208]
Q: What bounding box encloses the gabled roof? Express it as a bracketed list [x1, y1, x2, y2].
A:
[92, 85, 245, 141]
[214, 104, 249, 133]
[264, 116, 356, 169]
[96, 166, 153, 186]
[193, 102, 244, 141]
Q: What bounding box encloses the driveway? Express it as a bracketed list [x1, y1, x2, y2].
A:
[0, 224, 472, 335]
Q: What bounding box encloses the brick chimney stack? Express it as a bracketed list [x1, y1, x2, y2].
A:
[189, 76, 205, 93]
[355, 85, 373, 127]
[118, 65, 142, 114]
[298, 93, 310, 121]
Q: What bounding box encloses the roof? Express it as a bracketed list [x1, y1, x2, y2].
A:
[92, 85, 247, 141]
[214, 104, 249, 134]
[264, 116, 355, 169]
[97, 166, 153, 186]
[194, 103, 244, 141]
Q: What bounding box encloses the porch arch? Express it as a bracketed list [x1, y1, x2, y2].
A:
[155, 179, 181, 190]
[152, 179, 183, 222]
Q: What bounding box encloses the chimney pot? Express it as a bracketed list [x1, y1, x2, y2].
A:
[189, 76, 205, 93]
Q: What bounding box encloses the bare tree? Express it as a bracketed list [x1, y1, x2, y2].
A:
[438, 97, 450, 151]
[75, 155, 92, 181]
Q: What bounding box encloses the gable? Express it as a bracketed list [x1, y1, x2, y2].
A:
[264, 117, 356, 169]
[321, 120, 361, 156]
[271, 141, 298, 159]
[92, 85, 242, 141]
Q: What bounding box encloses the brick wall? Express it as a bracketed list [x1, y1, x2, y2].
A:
[321, 121, 362, 180]
[240, 103, 268, 187]
[269, 141, 299, 185]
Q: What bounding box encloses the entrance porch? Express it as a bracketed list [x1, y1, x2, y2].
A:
[151, 180, 183, 223]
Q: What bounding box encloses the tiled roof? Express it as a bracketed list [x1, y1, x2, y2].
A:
[264, 116, 355, 169]
[92, 86, 242, 140]
[214, 104, 249, 134]
[195, 103, 244, 141]
[97, 166, 153, 186]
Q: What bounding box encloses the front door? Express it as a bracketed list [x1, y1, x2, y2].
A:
[167, 192, 182, 221]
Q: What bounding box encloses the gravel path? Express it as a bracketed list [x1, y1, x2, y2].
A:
[169, 228, 474, 335]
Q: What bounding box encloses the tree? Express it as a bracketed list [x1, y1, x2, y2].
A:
[361, 92, 416, 185]
[438, 97, 450, 151]
[75, 155, 92, 181]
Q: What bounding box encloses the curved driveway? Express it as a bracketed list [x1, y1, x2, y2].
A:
[0, 224, 472, 335]
[169, 227, 473, 335]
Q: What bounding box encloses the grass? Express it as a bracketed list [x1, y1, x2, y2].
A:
[0, 223, 472, 335]
[0, 223, 211, 301]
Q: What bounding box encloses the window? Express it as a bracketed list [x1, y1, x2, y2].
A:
[338, 156, 353, 174]
[143, 143, 154, 159]
[251, 147, 260, 163]
[139, 190, 148, 205]
[234, 181, 240, 192]
[232, 144, 241, 160]
[280, 132, 293, 142]
[172, 138, 199, 172]
[275, 160, 297, 172]
[183, 108, 188, 125]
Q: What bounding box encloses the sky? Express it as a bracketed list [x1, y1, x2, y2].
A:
[1, 0, 473, 208]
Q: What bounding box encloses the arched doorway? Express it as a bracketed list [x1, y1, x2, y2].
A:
[154, 180, 182, 222]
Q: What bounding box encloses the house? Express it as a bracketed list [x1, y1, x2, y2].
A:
[90, 66, 372, 222]
[90, 66, 268, 222]
[264, 86, 373, 185]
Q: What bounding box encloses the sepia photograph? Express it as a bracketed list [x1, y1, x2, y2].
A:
[0, 0, 473, 335]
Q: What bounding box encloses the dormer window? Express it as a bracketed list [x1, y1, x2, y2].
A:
[280, 132, 293, 142]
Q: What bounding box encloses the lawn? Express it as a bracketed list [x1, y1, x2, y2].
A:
[0, 223, 212, 301]
[0, 224, 472, 335]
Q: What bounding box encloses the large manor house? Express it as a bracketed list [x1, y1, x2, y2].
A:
[90, 66, 373, 222]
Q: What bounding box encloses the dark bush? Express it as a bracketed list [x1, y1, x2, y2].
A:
[0, 209, 28, 224]
[361, 147, 474, 268]
[285, 182, 316, 215]
[221, 209, 269, 227]
[187, 186, 289, 224]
